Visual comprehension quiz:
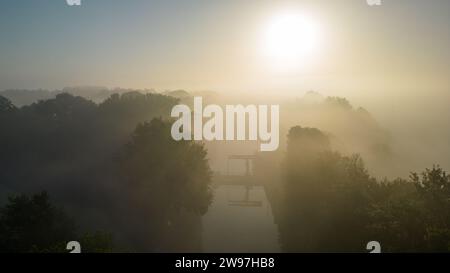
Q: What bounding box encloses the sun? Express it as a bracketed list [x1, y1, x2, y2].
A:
[262, 11, 322, 70]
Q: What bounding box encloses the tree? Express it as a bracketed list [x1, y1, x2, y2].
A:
[116, 118, 212, 251]
[0, 192, 115, 253]
[78, 231, 115, 253]
[0, 96, 16, 113]
[120, 118, 212, 214]
[0, 192, 75, 252]
[411, 166, 450, 251]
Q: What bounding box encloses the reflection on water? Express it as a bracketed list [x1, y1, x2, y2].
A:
[202, 185, 281, 252]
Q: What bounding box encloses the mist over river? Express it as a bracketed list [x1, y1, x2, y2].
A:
[202, 185, 280, 252]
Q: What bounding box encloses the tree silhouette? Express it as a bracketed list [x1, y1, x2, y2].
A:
[279, 125, 450, 252]
[116, 118, 212, 251]
[0, 96, 16, 113]
[0, 192, 75, 252]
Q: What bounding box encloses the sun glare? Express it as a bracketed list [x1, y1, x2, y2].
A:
[262, 11, 322, 70]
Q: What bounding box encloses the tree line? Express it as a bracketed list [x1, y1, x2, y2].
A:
[0, 92, 212, 252]
[1, 91, 449, 252]
[277, 126, 450, 252]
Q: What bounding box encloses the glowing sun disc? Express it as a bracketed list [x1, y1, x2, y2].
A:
[262, 12, 322, 69]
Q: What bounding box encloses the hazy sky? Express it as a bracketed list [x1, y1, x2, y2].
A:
[0, 0, 449, 96]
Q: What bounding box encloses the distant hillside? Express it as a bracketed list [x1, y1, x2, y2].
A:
[0, 87, 157, 107]
[281, 92, 393, 177]
[0, 89, 54, 107]
[162, 89, 191, 99]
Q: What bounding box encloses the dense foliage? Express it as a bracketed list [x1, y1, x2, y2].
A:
[279, 126, 450, 252]
[0, 92, 212, 252]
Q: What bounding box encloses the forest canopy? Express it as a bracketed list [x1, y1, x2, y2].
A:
[0, 92, 211, 252]
[0, 90, 449, 252]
